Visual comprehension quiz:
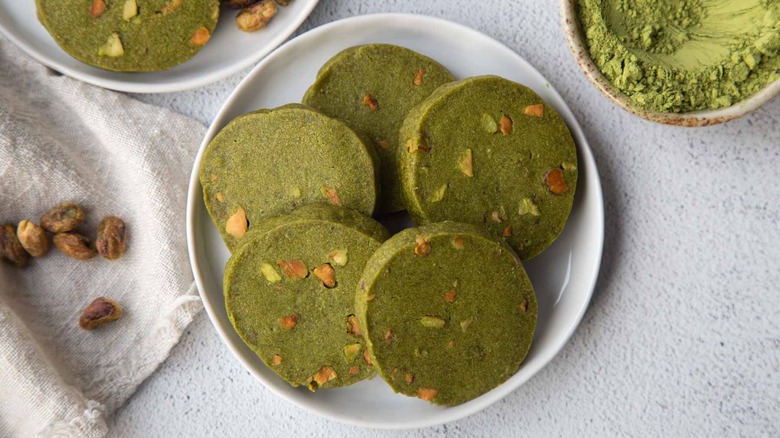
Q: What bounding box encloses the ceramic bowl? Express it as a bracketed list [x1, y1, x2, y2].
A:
[560, 0, 780, 127]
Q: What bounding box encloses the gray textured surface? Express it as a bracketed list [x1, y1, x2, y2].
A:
[118, 0, 780, 435]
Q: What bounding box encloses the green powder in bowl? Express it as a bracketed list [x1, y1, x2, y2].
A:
[577, 0, 780, 113]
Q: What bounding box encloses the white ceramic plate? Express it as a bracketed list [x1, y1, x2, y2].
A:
[186, 13, 605, 429]
[0, 0, 319, 93]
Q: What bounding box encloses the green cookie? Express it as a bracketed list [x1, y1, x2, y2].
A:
[36, 0, 219, 72]
[356, 222, 537, 406]
[225, 204, 390, 391]
[200, 104, 379, 251]
[303, 44, 455, 213]
[399, 76, 578, 260]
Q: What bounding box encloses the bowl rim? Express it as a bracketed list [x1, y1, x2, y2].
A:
[559, 0, 780, 127]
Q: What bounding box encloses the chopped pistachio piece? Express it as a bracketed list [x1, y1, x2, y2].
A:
[122, 0, 138, 20]
[343, 343, 362, 361]
[430, 184, 448, 203]
[420, 316, 446, 328]
[459, 149, 473, 177]
[518, 198, 541, 216]
[260, 263, 282, 283]
[98, 33, 124, 57]
[482, 113, 498, 133]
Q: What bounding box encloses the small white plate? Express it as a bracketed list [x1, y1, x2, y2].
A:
[0, 0, 319, 93]
[186, 13, 605, 429]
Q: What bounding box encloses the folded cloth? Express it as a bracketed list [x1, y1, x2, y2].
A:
[0, 35, 205, 437]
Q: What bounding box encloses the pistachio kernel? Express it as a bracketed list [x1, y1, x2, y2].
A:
[500, 115, 513, 136]
[545, 168, 569, 195]
[347, 366, 360, 375]
[451, 237, 465, 250]
[79, 297, 122, 330]
[413, 236, 431, 256]
[16, 221, 48, 258]
[160, 0, 182, 13]
[442, 289, 456, 303]
[215, 192, 225, 202]
[327, 249, 348, 267]
[384, 329, 395, 344]
[320, 186, 342, 206]
[420, 316, 445, 328]
[519, 198, 541, 216]
[53, 233, 97, 260]
[430, 184, 448, 203]
[189, 27, 211, 46]
[40, 203, 85, 233]
[406, 372, 415, 385]
[363, 349, 373, 366]
[413, 68, 425, 86]
[277, 260, 308, 280]
[520, 298, 529, 312]
[98, 32, 125, 57]
[490, 211, 503, 223]
[417, 387, 438, 401]
[460, 317, 473, 332]
[123, 0, 138, 20]
[0, 224, 28, 267]
[503, 225, 513, 238]
[562, 162, 577, 171]
[90, 0, 107, 17]
[347, 315, 361, 337]
[482, 113, 498, 133]
[459, 149, 474, 177]
[225, 207, 248, 239]
[313, 263, 337, 288]
[96, 216, 127, 260]
[260, 263, 282, 283]
[362, 94, 379, 111]
[278, 314, 299, 330]
[271, 354, 282, 366]
[308, 365, 337, 392]
[344, 344, 362, 361]
[236, 0, 277, 32]
[406, 138, 430, 153]
[524, 104, 545, 117]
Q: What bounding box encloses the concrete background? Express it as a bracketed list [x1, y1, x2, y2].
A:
[116, 0, 780, 435]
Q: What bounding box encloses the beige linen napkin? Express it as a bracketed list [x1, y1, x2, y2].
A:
[0, 35, 205, 437]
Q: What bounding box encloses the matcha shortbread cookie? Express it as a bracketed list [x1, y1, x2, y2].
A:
[399, 76, 578, 260]
[356, 222, 537, 406]
[225, 204, 390, 391]
[303, 44, 455, 213]
[200, 104, 380, 251]
[36, 0, 219, 72]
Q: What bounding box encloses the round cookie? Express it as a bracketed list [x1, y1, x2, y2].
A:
[303, 44, 455, 213]
[36, 0, 219, 72]
[398, 75, 578, 260]
[200, 104, 379, 251]
[356, 222, 537, 406]
[225, 204, 390, 391]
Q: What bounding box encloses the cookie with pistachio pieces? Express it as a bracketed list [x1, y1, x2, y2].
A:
[224, 204, 389, 391]
[303, 44, 455, 213]
[36, 0, 219, 71]
[399, 75, 578, 260]
[356, 222, 537, 406]
[200, 104, 380, 251]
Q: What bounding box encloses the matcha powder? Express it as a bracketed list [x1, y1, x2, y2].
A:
[578, 0, 780, 113]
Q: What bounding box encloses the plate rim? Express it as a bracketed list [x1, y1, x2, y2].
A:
[186, 12, 605, 429]
[0, 0, 320, 93]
